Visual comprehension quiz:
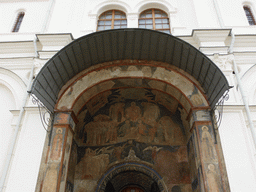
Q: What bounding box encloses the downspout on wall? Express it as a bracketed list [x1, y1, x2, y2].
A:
[41, 0, 55, 33]
[228, 33, 256, 149]
[212, 0, 256, 148]
[213, 0, 224, 28]
[0, 37, 38, 192]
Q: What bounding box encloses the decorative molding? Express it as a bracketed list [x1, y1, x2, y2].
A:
[211, 54, 234, 71]
[36, 33, 73, 51]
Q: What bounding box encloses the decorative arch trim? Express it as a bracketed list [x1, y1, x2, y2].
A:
[134, 0, 177, 14]
[92, 1, 131, 16]
[56, 61, 209, 115]
[241, 63, 256, 104]
[0, 68, 26, 108]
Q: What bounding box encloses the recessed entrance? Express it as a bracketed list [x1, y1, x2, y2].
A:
[34, 29, 230, 192]
[97, 163, 164, 192]
[121, 186, 144, 192]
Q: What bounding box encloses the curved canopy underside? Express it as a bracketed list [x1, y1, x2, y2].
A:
[31, 28, 230, 112]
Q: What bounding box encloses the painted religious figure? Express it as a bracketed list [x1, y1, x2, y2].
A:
[79, 100, 185, 146]
[201, 126, 217, 162]
[50, 128, 64, 161]
[76, 88, 186, 147]
[42, 163, 59, 192]
[75, 147, 111, 180]
[109, 102, 125, 122]
[75, 140, 191, 192]
[206, 164, 221, 192]
[125, 102, 142, 122]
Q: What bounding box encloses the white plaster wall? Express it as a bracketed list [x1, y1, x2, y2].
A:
[0, 85, 16, 182]
[0, 0, 49, 33]
[220, 110, 256, 192]
[0, 0, 255, 35]
[192, 0, 220, 28]
[241, 64, 256, 105]
[0, 0, 254, 35]
[217, 0, 256, 27]
[4, 109, 46, 192]
[0, 69, 26, 187]
[0, 0, 256, 191]
[47, 0, 199, 36]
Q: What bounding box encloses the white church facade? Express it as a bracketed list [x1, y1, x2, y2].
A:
[0, 0, 256, 192]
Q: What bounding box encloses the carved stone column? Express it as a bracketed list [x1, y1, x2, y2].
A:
[188, 108, 229, 192]
[41, 111, 77, 192]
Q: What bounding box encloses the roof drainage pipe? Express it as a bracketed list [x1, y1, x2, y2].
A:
[213, 0, 224, 28]
[41, 0, 55, 33]
[0, 37, 37, 192]
[213, 0, 256, 150]
[229, 32, 256, 149]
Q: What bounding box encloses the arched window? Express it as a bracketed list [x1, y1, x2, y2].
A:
[12, 12, 25, 32]
[243, 6, 256, 25]
[97, 10, 127, 31]
[139, 9, 170, 34]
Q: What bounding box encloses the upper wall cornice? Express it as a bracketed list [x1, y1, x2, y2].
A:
[1, 30, 256, 58]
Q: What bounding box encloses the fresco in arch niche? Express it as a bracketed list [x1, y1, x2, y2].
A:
[74, 140, 191, 191]
[72, 88, 192, 191]
[75, 87, 186, 147]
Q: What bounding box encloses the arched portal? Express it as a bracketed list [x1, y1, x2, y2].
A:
[96, 163, 165, 192]
[33, 29, 230, 192]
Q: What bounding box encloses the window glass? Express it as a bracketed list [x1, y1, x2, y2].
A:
[243, 6, 256, 25]
[12, 12, 25, 32]
[97, 10, 127, 31]
[139, 9, 170, 34]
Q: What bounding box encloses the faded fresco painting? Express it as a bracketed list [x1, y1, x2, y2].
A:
[74, 140, 191, 192]
[71, 88, 192, 192]
[66, 141, 77, 192]
[57, 63, 208, 111]
[200, 126, 217, 163]
[42, 127, 66, 192]
[50, 128, 66, 161]
[187, 132, 203, 192]
[198, 125, 223, 192]
[75, 88, 186, 147]
[59, 129, 73, 191]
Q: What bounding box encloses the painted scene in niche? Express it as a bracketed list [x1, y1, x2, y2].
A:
[73, 88, 191, 191]
[74, 140, 191, 191]
[75, 88, 186, 147]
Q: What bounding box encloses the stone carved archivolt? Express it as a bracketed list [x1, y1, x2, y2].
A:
[56, 61, 209, 114]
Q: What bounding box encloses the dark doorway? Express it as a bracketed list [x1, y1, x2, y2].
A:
[121, 186, 145, 192]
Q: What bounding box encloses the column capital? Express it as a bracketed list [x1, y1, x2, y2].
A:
[189, 108, 212, 131]
[53, 110, 78, 131]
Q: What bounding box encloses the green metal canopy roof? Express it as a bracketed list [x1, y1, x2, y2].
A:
[31, 28, 230, 112]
